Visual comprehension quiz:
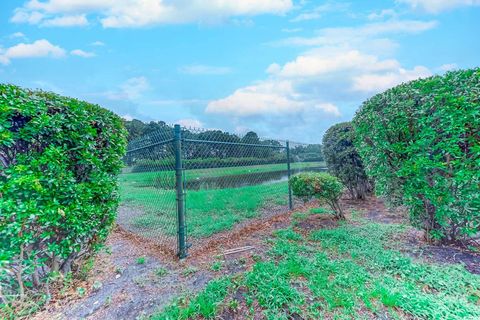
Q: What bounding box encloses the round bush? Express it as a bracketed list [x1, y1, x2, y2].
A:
[289, 172, 344, 219]
[0, 85, 127, 300]
[323, 122, 372, 200]
[353, 69, 480, 243]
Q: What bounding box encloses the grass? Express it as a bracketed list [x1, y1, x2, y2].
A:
[118, 162, 324, 239]
[120, 179, 288, 239]
[152, 214, 480, 319]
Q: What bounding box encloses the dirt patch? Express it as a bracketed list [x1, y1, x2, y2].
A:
[32, 231, 214, 320]
[294, 214, 338, 232]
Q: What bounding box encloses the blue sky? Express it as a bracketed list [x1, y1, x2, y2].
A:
[1, 0, 479, 143]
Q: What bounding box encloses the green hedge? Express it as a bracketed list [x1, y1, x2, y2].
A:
[323, 122, 372, 200]
[353, 69, 480, 243]
[0, 85, 127, 309]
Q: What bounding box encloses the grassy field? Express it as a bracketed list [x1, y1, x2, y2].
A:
[120, 182, 288, 238]
[118, 162, 315, 238]
[152, 212, 480, 319]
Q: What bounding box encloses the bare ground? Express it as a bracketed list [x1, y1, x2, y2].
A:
[32, 196, 480, 319]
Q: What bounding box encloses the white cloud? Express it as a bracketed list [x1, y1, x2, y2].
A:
[11, 10, 44, 24]
[70, 49, 95, 58]
[275, 19, 438, 47]
[397, 0, 480, 13]
[10, 32, 27, 39]
[104, 76, 150, 100]
[207, 80, 313, 116]
[0, 39, 65, 65]
[177, 118, 203, 128]
[290, 2, 350, 22]
[368, 9, 397, 20]
[352, 66, 431, 92]
[207, 47, 430, 119]
[268, 50, 400, 78]
[90, 41, 105, 46]
[41, 14, 88, 27]
[12, 0, 294, 28]
[438, 63, 458, 72]
[179, 64, 232, 75]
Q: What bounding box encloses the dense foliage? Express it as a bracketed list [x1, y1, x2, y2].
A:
[0, 84, 127, 307]
[290, 172, 344, 219]
[323, 122, 372, 199]
[353, 69, 480, 243]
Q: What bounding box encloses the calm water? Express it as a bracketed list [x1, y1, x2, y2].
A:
[161, 166, 327, 190]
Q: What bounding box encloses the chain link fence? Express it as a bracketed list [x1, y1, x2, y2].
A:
[118, 124, 325, 258]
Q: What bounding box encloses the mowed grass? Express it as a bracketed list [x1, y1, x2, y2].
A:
[152, 215, 480, 319]
[120, 161, 325, 187]
[119, 175, 288, 238]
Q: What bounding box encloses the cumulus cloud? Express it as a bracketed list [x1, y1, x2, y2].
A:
[268, 50, 400, 78]
[397, 0, 480, 13]
[179, 64, 232, 75]
[70, 49, 95, 58]
[11, 0, 294, 28]
[207, 46, 430, 119]
[41, 14, 88, 27]
[0, 39, 65, 65]
[352, 66, 431, 92]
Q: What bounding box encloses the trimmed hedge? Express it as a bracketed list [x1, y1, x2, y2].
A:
[323, 122, 372, 200]
[290, 172, 344, 220]
[0, 85, 127, 306]
[353, 69, 480, 243]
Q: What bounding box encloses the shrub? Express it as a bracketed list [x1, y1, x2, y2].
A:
[290, 172, 344, 220]
[322, 122, 372, 200]
[0, 85, 127, 309]
[353, 69, 480, 243]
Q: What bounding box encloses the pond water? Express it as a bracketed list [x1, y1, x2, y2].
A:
[181, 166, 327, 190]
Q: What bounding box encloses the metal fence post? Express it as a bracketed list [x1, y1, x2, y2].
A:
[286, 140, 293, 210]
[174, 124, 187, 259]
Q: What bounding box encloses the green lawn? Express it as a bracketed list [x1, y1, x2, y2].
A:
[152, 213, 480, 319]
[119, 161, 300, 238]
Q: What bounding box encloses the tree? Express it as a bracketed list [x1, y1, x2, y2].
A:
[323, 122, 372, 199]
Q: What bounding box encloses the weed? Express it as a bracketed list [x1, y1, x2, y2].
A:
[154, 267, 169, 277]
[182, 266, 198, 277]
[153, 218, 480, 319]
[136, 257, 147, 265]
[211, 261, 223, 272]
[76, 287, 86, 297]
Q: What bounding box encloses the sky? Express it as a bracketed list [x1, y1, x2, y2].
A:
[0, 0, 479, 143]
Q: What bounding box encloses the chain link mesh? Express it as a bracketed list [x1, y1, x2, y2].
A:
[118, 125, 325, 257]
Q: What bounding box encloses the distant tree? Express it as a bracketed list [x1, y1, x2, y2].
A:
[124, 119, 146, 141]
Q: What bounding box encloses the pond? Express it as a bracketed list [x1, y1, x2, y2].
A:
[152, 166, 327, 190]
